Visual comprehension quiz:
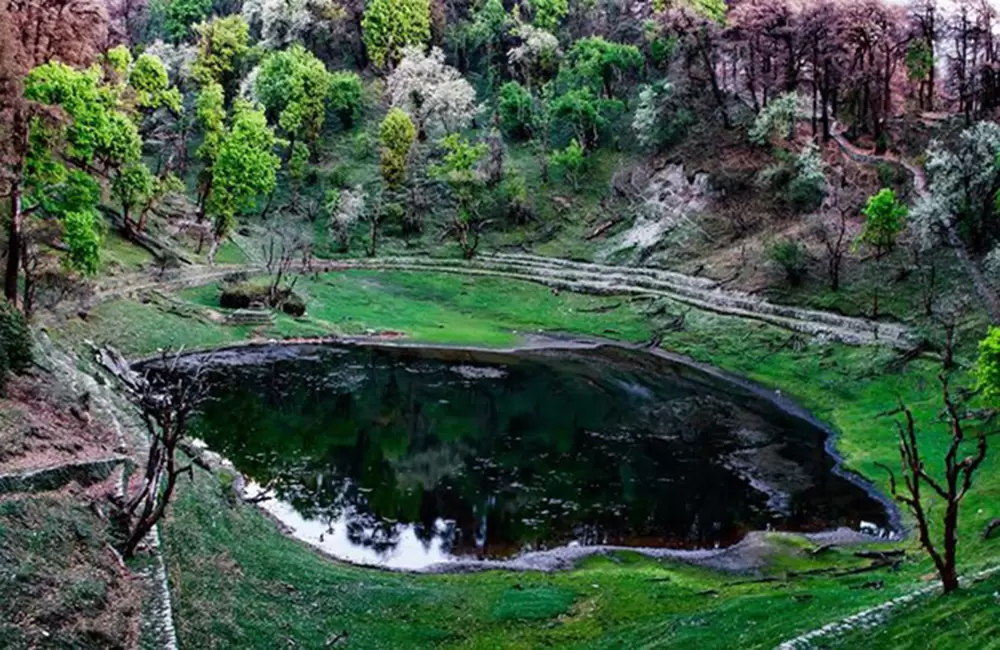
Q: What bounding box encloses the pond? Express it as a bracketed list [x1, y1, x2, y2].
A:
[155, 342, 890, 569]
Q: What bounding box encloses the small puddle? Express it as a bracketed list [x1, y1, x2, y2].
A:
[144, 342, 891, 570]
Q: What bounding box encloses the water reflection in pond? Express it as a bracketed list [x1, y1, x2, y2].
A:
[164, 343, 888, 569]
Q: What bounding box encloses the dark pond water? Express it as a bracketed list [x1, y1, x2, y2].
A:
[161, 343, 888, 569]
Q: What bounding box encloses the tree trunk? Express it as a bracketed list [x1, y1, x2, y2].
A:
[4, 169, 24, 304]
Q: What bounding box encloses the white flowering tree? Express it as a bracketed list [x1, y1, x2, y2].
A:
[242, 0, 347, 52]
[748, 93, 799, 146]
[507, 23, 561, 87]
[386, 46, 480, 140]
[328, 186, 365, 253]
[911, 122, 1000, 253]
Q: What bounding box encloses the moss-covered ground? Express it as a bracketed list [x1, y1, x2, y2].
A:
[55, 268, 1000, 648]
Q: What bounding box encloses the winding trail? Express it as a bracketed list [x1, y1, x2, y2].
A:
[95, 253, 917, 349]
[828, 125, 1000, 324]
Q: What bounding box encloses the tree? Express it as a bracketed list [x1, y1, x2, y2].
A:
[550, 87, 617, 150]
[241, 0, 357, 57]
[164, 0, 211, 43]
[748, 92, 798, 146]
[1, 0, 107, 305]
[328, 71, 365, 127]
[565, 37, 643, 100]
[328, 186, 364, 253]
[497, 81, 534, 140]
[877, 377, 988, 595]
[16, 61, 143, 284]
[550, 138, 585, 189]
[131, 53, 183, 115]
[192, 15, 250, 101]
[977, 326, 1000, 400]
[469, 0, 512, 86]
[386, 47, 479, 140]
[255, 44, 332, 156]
[507, 24, 561, 88]
[859, 188, 907, 258]
[526, 0, 567, 31]
[361, 0, 431, 69]
[431, 134, 488, 259]
[379, 108, 417, 189]
[118, 351, 210, 559]
[787, 139, 826, 212]
[0, 300, 32, 392]
[205, 101, 282, 263]
[194, 82, 226, 224]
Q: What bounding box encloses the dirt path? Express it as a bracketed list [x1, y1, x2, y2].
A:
[94, 253, 915, 349]
[828, 123, 1000, 324]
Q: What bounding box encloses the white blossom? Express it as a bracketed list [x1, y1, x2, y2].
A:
[748, 93, 799, 145]
[507, 24, 560, 82]
[242, 0, 345, 51]
[386, 47, 480, 138]
[329, 186, 365, 251]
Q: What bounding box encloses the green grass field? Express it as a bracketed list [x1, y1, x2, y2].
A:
[57, 268, 1000, 648]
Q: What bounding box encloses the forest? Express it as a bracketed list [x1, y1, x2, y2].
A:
[4, 0, 1000, 647]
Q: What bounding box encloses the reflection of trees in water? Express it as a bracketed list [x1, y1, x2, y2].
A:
[184, 347, 886, 559]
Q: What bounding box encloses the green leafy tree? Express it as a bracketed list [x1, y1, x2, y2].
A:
[379, 108, 417, 189]
[164, 0, 213, 43]
[470, 0, 512, 84]
[63, 209, 104, 274]
[328, 71, 365, 127]
[361, 0, 431, 69]
[977, 327, 1000, 400]
[550, 138, 585, 189]
[195, 82, 227, 222]
[206, 100, 282, 262]
[431, 134, 489, 259]
[550, 87, 619, 149]
[256, 44, 332, 155]
[21, 62, 143, 278]
[860, 188, 907, 258]
[113, 162, 157, 228]
[131, 53, 183, 114]
[192, 15, 251, 99]
[566, 37, 643, 99]
[527, 0, 567, 30]
[498, 81, 534, 140]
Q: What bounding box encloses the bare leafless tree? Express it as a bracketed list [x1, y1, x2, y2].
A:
[877, 376, 989, 594]
[120, 351, 209, 559]
[261, 221, 309, 308]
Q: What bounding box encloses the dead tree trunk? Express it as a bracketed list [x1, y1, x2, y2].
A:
[876, 377, 989, 594]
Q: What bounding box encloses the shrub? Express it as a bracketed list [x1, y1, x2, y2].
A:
[281, 294, 307, 317]
[768, 239, 809, 286]
[0, 302, 32, 391]
[329, 71, 365, 127]
[497, 81, 533, 140]
[0, 302, 32, 374]
[787, 140, 826, 212]
[219, 283, 270, 308]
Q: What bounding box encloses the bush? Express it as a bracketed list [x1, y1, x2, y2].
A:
[329, 71, 365, 127]
[497, 81, 533, 140]
[769, 239, 809, 286]
[219, 283, 270, 309]
[0, 302, 32, 374]
[0, 302, 32, 391]
[281, 294, 307, 317]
